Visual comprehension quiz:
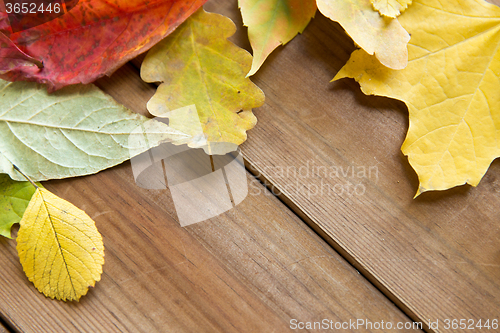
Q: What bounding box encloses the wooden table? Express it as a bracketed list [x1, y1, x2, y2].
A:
[1, 0, 499, 332]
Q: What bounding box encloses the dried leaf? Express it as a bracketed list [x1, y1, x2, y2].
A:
[0, 80, 189, 181]
[239, 0, 316, 76]
[371, 0, 412, 18]
[17, 188, 104, 301]
[316, 0, 410, 69]
[0, 175, 37, 238]
[141, 9, 265, 153]
[335, 0, 500, 195]
[0, 0, 207, 91]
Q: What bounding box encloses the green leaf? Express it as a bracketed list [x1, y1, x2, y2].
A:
[239, 0, 317, 76]
[141, 9, 265, 153]
[0, 80, 190, 181]
[0, 175, 37, 238]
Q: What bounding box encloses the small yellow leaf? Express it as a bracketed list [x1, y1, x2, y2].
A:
[141, 9, 265, 152]
[316, 0, 410, 69]
[17, 188, 104, 301]
[335, 0, 500, 196]
[371, 0, 412, 17]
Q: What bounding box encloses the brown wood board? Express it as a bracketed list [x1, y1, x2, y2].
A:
[0, 72, 417, 332]
[0, 0, 498, 331]
[0, 323, 9, 333]
[197, 0, 500, 331]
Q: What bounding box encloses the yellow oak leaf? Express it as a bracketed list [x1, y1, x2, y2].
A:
[17, 188, 104, 301]
[371, 0, 412, 17]
[141, 9, 265, 153]
[335, 0, 500, 196]
[316, 0, 410, 69]
[239, 0, 317, 76]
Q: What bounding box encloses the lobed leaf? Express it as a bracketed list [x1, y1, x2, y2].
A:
[335, 0, 500, 195]
[316, 0, 410, 69]
[141, 9, 265, 154]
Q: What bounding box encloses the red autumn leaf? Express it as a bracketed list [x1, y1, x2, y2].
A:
[0, 0, 207, 91]
[0, 11, 9, 30]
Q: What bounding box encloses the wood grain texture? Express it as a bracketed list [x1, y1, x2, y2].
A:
[199, 0, 500, 331]
[0, 59, 417, 333]
[0, 164, 418, 332]
[1, 0, 497, 332]
[0, 323, 9, 333]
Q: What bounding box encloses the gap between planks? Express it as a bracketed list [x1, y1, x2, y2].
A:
[0, 68, 420, 332]
[131, 0, 500, 331]
[124, 59, 425, 330]
[94, 62, 422, 332]
[127, 46, 427, 333]
[0, 318, 12, 333]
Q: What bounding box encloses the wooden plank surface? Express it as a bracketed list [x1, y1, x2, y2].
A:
[0, 323, 9, 333]
[195, 0, 500, 331]
[0, 34, 419, 333]
[1, 0, 497, 332]
[0, 165, 418, 332]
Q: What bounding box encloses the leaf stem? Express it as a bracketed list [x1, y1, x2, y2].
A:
[12, 165, 39, 189]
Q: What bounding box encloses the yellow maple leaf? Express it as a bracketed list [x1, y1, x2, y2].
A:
[316, 0, 410, 69]
[335, 0, 500, 196]
[17, 188, 104, 301]
[141, 9, 265, 153]
[371, 0, 412, 17]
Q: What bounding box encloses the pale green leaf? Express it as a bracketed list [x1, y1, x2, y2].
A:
[0, 80, 189, 181]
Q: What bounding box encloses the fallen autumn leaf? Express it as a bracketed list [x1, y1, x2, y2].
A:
[335, 0, 500, 195]
[0, 0, 207, 91]
[141, 9, 265, 154]
[17, 185, 104, 301]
